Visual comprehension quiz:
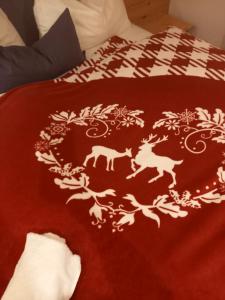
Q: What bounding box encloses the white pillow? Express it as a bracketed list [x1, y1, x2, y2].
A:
[0, 9, 25, 46]
[81, 0, 131, 36]
[34, 0, 108, 51]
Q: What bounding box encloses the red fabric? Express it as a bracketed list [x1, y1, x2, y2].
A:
[1, 76, 225, 299]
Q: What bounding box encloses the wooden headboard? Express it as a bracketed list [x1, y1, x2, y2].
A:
[124, 0, 170, 24]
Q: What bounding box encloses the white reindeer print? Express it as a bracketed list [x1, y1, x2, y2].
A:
[83, 146, 132, 171]
[126, 134, 183, 189]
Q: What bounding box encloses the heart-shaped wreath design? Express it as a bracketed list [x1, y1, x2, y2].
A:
[35, 105, 225, 232]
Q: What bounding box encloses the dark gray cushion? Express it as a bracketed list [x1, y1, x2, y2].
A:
[0, 0, 39, 45]
[0, 9, 85, 93]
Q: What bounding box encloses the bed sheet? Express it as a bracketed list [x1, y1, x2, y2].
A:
[85, 23, 152, 59]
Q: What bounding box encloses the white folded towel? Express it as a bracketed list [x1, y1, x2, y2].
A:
[2, 233, 81, 300]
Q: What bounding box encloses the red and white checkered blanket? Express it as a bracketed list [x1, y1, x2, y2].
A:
[57, 27, 225, 84]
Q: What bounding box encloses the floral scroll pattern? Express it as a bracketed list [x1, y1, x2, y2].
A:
[153, 107, 225, 154]
[84, 161, 225, 232]
[48, 104, 144, 139]
[35, 105, 225, 232]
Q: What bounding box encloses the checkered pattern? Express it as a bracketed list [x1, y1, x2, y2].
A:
[57, 27, 225, 84]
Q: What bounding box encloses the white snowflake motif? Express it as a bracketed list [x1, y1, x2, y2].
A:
[113, 106, 129, 119]
[47, 122, 70, 136]
[178, 109, 196, 125]
[34, 140, 50, 152]
[121, 117, 135, 127]
[165, 119, 179, 131]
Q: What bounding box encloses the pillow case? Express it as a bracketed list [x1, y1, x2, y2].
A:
[0, 0, 39, 45]
[0, 9, 85, 93]
[34, 0, 108, 51]
[81, 0, 131, 36]
[0, 9, 25, 46]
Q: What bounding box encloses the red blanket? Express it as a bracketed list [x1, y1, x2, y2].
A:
[1, 75, 225, 299]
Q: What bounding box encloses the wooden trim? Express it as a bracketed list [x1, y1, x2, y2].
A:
[124, 0, 170, 23]
[134, 14, 193, 34]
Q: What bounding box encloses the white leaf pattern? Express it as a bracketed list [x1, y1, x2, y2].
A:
[49, 137, 64, 145]
[40, 131, 50, 141]
[217, 167, 225, 183]
[89, 203, 107, 221]
[153, 119, 166, 129]
[73, 119, 88, 126]
[142, 208, 160, 228]
[163, 111, 179, 118]
[134, 117, 145, 128]
[196, 107, 211, 121]
[98, 104, 119, 118]
[67, 192, 92, 202]
[79, 174, 90, 188]
[128, 110, 144, 117]
[95, 189, 116, 198]
[51, 111, 69, 122]
[116, 212, 135, 227]
[155, 197, 188, 218]
[195, 190, 225, 204]
[213, 109, 225, 125]
[90, 104, 103, 116]
[123, 194, 142, 208]
[54, 177, 82, 190]
[212, 136, 225, 144]
[79, 107, 90, 118]
[35, 151, 59, 165]
[197, 121, 214, 128]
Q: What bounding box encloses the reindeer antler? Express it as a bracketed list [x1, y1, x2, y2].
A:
[153, 135, 168, 145]
[141, 134, 157, 144]
[141, 134, 168, 145]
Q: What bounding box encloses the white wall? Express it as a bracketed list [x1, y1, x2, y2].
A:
[169, 0, 225, 48]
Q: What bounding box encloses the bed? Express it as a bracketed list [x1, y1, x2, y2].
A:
[1, 1, 225, 300]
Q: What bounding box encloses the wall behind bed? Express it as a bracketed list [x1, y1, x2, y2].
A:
[169, 0, 225, 49]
